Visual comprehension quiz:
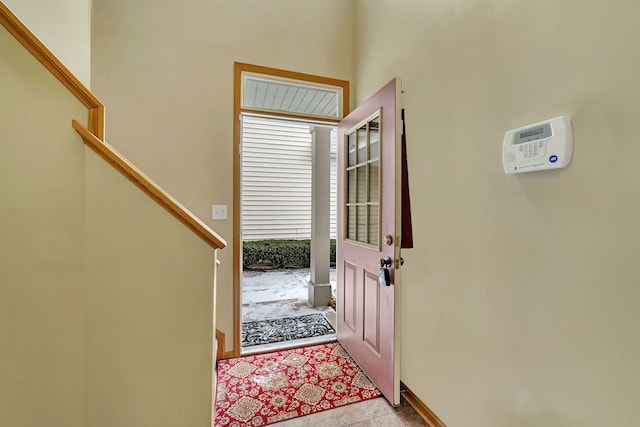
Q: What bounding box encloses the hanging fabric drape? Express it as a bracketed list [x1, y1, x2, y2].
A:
[400, 109, 414, 249]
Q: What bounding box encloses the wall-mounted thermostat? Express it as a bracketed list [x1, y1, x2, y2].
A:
[503, 116, 573, 174]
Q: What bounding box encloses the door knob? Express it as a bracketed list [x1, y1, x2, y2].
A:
[379, 257, 392, 268]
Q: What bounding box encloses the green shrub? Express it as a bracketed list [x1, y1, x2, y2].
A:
[243, 239, 336, 270]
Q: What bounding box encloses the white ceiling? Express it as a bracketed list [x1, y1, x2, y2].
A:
[243, 76, 340, 118]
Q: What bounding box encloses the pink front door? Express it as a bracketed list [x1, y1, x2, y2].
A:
[337, 79, 401, 406]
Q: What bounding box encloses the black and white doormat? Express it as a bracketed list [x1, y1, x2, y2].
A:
[242, 314, 336, 347]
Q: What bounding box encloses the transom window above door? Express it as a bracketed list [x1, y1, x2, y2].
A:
[344, 111, 381, 249]
[241, 70, 346, 121]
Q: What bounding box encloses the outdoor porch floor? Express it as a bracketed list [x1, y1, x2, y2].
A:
[241, 268, 337, 354]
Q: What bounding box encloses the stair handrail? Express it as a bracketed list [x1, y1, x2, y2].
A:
[73, 121, 226, 249]
[0, 1, 226, 250]
[0, 2, 104, 138]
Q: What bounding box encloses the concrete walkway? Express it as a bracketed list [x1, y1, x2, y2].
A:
[241, 268, 337, 354]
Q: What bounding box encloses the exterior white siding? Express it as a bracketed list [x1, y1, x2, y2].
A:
[241, 116, 337, 241]
[330, 129, 338, 240]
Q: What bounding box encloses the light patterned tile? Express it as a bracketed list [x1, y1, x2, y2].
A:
[268, 398, 428, 427]
[270, 410, 329, 426]
[321, 400, 375, 425]
[359, 397, 395, 418]
[347, 419, 379, 427]
[395, 411, 430, 426]
[362, 413, 405, 426]
[306, 409, 336, 427]
[393, 398, 429, 426]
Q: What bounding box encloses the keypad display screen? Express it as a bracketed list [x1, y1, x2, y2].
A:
[513, 123, 552, 144]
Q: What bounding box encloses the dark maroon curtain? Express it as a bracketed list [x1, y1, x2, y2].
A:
[401, 109, 414, 248]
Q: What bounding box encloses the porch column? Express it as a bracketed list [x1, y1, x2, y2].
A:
[309, 126, 332, 307]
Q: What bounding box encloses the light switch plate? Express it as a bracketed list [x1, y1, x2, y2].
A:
[212, 205, 227, 220]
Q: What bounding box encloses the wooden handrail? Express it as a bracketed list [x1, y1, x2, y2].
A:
[2, 1, 225, 250]
[73, 120, 226, 250]
[0, 2, 104, 138]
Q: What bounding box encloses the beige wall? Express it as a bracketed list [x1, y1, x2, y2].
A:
[2, 0, 91, 87]
[85, 0, 640, 424]
[91, 0, 356, 353]
[355, 0, 640, 426]
[84, 152, 216, 427]
[0, 23, 87, 427]
[2, 3, 220, 425]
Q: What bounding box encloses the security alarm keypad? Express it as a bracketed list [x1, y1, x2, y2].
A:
[503, 116, 573, 174]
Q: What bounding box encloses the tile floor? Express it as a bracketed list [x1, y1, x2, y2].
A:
[238, 270, 429, 426]
[270, 396, 429, 427]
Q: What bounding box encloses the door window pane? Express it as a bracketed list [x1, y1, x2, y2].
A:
[347, 169, 356, 204]
[357, 206, 367, 242]
[368, 205, 379, 245]
[347, 207, 356, 240]
[348, 133, 356, 167]
[369, 117, 380, 160]
[344, 111, 381, 248]
[357, 125, 367, 164]
[369, 161, 379, 204]
[357, 166, 367, 203]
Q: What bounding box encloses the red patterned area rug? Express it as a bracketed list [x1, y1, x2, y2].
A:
[215, 342, 381, 426]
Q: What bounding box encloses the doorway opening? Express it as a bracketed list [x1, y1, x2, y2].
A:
[240, 115, 338, 354]
[232, 63, 350, 357]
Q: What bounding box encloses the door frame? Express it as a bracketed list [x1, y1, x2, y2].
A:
[231, 62, 350, 357]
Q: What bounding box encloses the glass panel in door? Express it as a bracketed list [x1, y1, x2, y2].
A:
[344, 112, 381, 249]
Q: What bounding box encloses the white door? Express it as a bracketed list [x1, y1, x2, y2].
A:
[336, 79, 402, 406]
